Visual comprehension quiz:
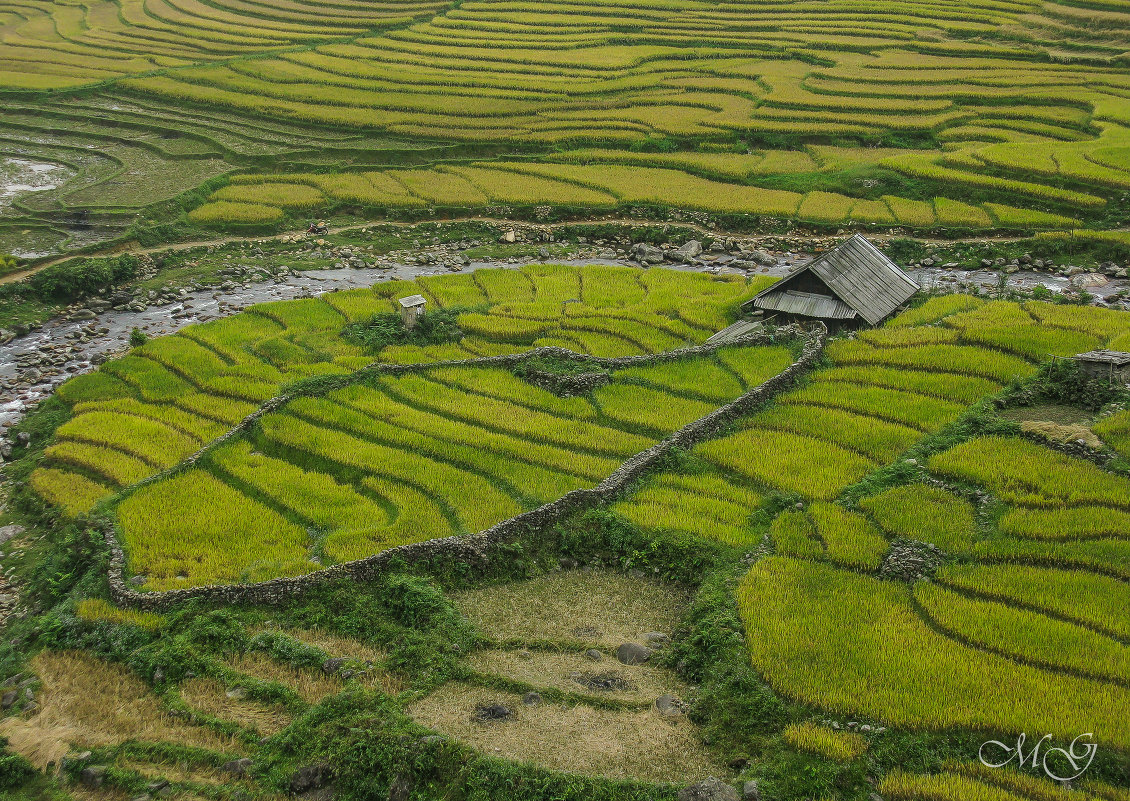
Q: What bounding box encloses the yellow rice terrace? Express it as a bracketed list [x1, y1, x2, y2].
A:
[4, 252, 1130, 801]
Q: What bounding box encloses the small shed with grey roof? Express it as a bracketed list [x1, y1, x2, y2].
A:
[399, 294, 427, 329]
[1069, 350, 1130, 385]
[741, 234, 918, 329]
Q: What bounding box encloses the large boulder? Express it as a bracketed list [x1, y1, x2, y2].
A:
[631, 243, 665, 264]
[678, 777, 740, 801]
[673, 240, 703, 261]
[615, 642, 651, 665]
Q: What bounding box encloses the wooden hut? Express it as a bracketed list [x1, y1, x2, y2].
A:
[742, 234, 918, 329]
[1069, 350, 1130, 385]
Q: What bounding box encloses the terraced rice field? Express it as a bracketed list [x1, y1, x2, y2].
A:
[611, 292, 1130, 750]
[2, 0, 1129, 251]
[22, 259, 1130, 771]
[34, 264, 778, 586]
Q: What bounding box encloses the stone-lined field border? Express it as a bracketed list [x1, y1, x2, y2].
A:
[103, 323, 826, 610]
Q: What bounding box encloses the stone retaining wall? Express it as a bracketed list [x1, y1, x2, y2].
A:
[105, 324, 825, 610]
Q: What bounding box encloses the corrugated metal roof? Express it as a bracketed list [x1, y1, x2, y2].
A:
[745, 234, 918, 325]
[754, 290, 858, 319]
[1071, 350, 1130, 365]
[398, 294, 427, 307]
[706, 319, 764, 344]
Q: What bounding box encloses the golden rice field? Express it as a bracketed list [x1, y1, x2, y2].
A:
[1, 0, 1129, 245]
[22, 256, 1130, 773]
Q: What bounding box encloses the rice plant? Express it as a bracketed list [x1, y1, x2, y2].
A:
[593, 384, 717, 435]
[780, 380, 966, 432]
[998, 506, 1130, 540]
[860, 485, 978, 554]
[937, 563, 1130, 639]
[749, 404, 921, 463]
[614, 358, 744, 403]
[738, 557, 1130, 748]
[888, 295, 984, 328]
[769, 510, 823, 558]
[915, 582, 1130, 685]
[808, 502, 889, 569]
[29, 468, 111, 517]
[928, 436, 1130, 509]
[699, 429, 877, 500]
[782, 722, 868, 761]
[117, 469, 316, 590]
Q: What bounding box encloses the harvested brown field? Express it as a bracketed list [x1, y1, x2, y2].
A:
[407, 683, 718, 783]
[179, 677, 293, 736]
[468, 649, 687, 706]
[0, 651, 241, 769]
[279, 628, 386, 663]
[121, 757, 231, 786]
[1019, 420, 1103, 448]
[454, 570, 687, 649]
[225, 652, 398, 704]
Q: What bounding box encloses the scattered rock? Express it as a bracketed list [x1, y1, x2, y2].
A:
[584, 649, 602, 661]
[387, 771, 414, 801]
[674, 240, 703, 260]
[728, 756, 749, 771]
[880, 539, 944, 582]
[322, 657, 347, 674]
[630, 243, 665, 264]
[1, 689, 16, 709]
[615, 642, 651, 665]
[499, 230, 517, 243]
[225, 686, 247, 700]
[678, 777, 740, 801]
[655, 694, 684, 715]
[574, 672, 631, 692]
[290, 764, 333, 795]
[0, 525, 24, 545]
[222, 758, 253, 777]
[743, 780, 761, 801]
[474, 703, 513, 722]
[644, 632, 670, 647]
[80, 765, 108, 789]
[522, 691, 542, 706]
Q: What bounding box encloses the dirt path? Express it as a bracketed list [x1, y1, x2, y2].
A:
[2, 216, 1087, 285]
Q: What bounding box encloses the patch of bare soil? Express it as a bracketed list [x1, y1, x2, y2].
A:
[999, 403, 1095, 426]
[408, 683, 719, 784]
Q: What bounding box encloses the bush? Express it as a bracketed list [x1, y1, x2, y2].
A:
[0, 737, 35, 789]
[23, 254, 140, 301]
[341, 307, 466, 353]
[130, 327, 148, 347]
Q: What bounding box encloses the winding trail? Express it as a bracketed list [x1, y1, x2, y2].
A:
[5, 216, 1104, 285]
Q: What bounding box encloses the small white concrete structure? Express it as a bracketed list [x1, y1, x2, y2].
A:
[398, 294, 427, 329]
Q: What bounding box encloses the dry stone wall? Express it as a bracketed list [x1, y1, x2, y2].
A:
[104, 324, 826, 610]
